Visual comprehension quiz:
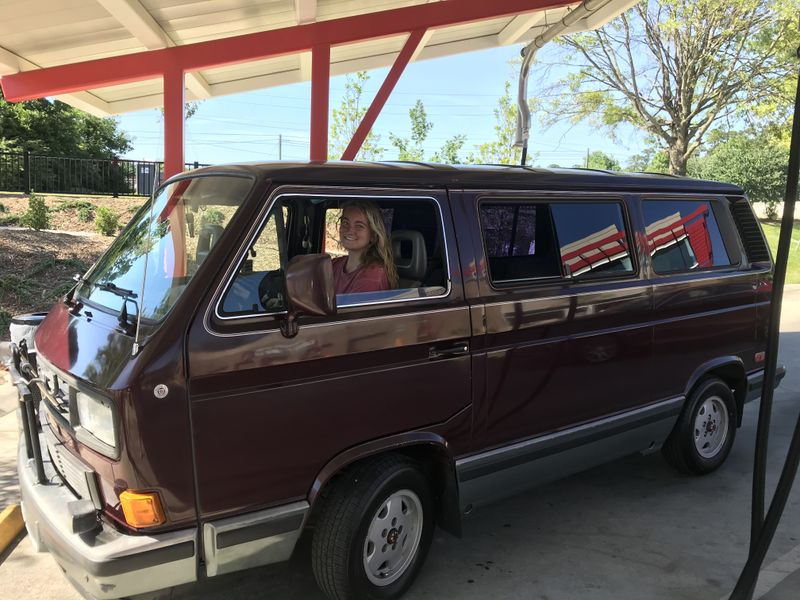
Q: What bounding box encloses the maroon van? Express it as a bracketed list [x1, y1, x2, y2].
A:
[9, 162, 785, 600]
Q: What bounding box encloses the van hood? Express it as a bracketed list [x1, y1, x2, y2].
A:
[34, 302, 136, 390]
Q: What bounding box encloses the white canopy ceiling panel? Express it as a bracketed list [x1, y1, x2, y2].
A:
[0, 0, 635, 116]
[21, 37, 145, 68]
[201, 55, 302, 84]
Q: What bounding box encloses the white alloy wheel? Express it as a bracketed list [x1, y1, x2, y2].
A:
[362, 489, 424, 586]
[693, 395, 730, 459]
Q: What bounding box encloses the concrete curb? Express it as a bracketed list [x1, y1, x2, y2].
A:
[0, 505, 24, 554]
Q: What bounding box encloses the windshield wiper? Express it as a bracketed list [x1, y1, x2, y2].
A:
[95, 282, 139, 331]
[95, 281, 137, 300]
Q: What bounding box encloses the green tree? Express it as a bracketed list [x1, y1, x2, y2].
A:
[468, 81, 533, 166]
[389, 100, 432, 162]
[0, 88, 132, 157]
[693, 132, 788, 218]
[390, 99, 465, 163]
[431, 135, 467, 164]
[543, 0, 798, 175]
[328, 71, 384, 161]
[158, 102, 201, 121]
[577, 150, 620, 171]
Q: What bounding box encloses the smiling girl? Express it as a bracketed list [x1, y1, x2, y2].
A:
[332, 201, 398, 294]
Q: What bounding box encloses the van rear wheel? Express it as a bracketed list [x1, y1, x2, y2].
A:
[311, 455, 434, 600]
[662, 377, 737, 475]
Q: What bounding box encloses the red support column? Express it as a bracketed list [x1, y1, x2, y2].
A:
[342, 29, 426, 161]
[163, 68, 185, 178]
[310, 44, 330, 162]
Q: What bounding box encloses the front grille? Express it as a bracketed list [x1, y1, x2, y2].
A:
[44, 426, 102, 509]
[729, 198, 772, 263]
[37, 361, 73, 421]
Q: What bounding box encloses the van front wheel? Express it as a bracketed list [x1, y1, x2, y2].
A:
[662, 377, 737, 475]
[311, 455, 434, 600]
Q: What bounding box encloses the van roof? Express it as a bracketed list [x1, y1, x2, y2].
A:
[188, 161, 745, 195]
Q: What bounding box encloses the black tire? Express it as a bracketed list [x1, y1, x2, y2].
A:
[662, 377, 738, 475]
[311, 455, 434, 600]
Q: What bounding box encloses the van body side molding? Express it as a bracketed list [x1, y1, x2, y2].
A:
[456, 397, 684, 512]
[746, 364, 787, 403]
[203, 501, 308, 577]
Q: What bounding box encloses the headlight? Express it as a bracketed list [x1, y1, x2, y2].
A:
[76, 391, 116, 447]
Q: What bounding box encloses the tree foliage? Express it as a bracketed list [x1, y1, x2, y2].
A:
[0, 88, 132, 157]
[390, 99, 465, 163]
[578, 150, 621, 171]
[468, 81, 533, 166]
[328, 71, 384, 161]
[692, 132, 788, 216]
[544, 0, 798, 175]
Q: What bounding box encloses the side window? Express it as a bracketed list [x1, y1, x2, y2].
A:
[220, 205, 288, 316]
[479, 203, 561, 282]
[220, 195, 450, 318]
[643, 200, 732, 273]
[550, 203, 633, 278]
[323, 198, 447, 306]
[479, 201, 633, 284]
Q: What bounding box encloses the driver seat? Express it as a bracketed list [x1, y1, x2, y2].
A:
[391, 230, 427, 288]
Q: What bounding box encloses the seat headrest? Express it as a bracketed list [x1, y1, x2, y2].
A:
[391, 230, 427, 281]
[196, 223, 225, 263]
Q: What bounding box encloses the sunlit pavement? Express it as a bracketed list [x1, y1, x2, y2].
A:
[1, 288, 799, 600]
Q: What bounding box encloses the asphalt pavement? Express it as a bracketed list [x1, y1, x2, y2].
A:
[1, 288, 799, 599]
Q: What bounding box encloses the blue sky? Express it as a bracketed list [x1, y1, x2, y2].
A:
[116, 44, 646, 168]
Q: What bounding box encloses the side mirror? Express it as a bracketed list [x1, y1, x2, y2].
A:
[281, 254, 337, 338]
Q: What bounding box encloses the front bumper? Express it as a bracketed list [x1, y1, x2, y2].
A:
[19, 433, 198, 599]
[10, 350, 198, 600]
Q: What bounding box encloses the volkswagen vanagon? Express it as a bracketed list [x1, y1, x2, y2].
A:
[9, 162, 785, 600]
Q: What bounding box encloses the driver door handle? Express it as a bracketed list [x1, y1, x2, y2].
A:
[428, 341, 470, 360]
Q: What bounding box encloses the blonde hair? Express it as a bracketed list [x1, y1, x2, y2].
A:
[341, 200, 398, 289]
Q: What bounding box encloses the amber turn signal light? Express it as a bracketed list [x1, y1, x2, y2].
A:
[120, 490, 166, 528]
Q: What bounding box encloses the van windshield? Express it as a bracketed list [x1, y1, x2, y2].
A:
[77, 175, 253, 323]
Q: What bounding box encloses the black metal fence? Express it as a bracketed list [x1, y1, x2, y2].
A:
[0, 152, 209, 197]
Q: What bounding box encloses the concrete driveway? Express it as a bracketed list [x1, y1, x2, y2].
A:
[1, 288, 799, 600]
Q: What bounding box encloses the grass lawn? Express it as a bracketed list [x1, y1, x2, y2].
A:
[759, 220, 800, 284]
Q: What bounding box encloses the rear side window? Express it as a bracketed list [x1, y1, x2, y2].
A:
[479, 201, 633, 284]
[551, 203, 633, 278]
[643, 200, 732, 273]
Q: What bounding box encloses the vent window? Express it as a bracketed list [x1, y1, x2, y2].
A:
[729, 198, 771, 263]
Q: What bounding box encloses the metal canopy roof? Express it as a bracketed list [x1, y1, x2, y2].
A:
[0, 0, 636, 118]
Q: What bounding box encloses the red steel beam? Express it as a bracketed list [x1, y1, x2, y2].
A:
[310, 44, 331, 162]
[163, 68, 185, 178]
[341, 29, 426, 161]
[0, 0, 573, 102]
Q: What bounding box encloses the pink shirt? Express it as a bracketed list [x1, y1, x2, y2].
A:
[332, 256, 391, 294]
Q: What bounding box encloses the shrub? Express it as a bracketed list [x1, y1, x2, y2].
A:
[764, 200, 780, 221]
[201, 208, 226, 226]
[53, 199, 95, 212]
[0, 214, 20, 226]
[0, 311, 11, 340]
[78, 206, 94, 222]
[21, 190, 50, 231]
[95, 206, 120, 236]
[0, 203, 6, 213]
